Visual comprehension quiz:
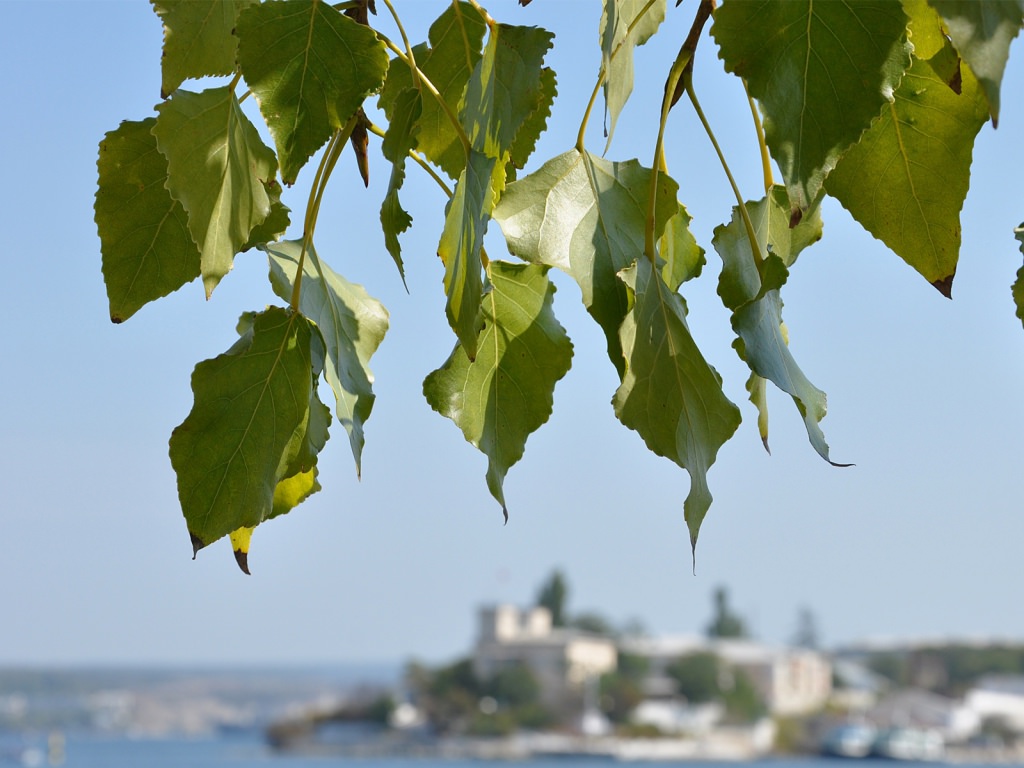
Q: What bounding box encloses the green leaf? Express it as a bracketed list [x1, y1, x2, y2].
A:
[95, 118, 200, 323]
[599, 0, 666, 149]
[271, 368, 330, 518]
[904, 0, 949, 59]
[459, 23, 554, 159]
[153, 86, 277, 297]
[424, 261, 573, 517]
[507, 67, 557, 180]
[393, 3, 487, 179]
[170, 307, 320, 554]
[379, 87, 422, 285]
[613, 258, 741, 556]
[236, 0, 389, 184]
[439, 150, 503, 361]
[493, 149, 678, 377]
[265, 240, 389, 475]
[242, 178, 291, 251]
[1013, 224, 1024, 328]
[927, 0, 1024, 126]
[713, 186, 843, 463]
[659, 203, 705, 292]
[712, 0, 912, 212]
[826, 49, 990, 294]
[151, 0, 256, 98]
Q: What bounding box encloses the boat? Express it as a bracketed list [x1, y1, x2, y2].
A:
[821, 724, 877, 758]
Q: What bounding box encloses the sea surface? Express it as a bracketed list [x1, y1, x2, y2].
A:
[0, 732, 1003, 768]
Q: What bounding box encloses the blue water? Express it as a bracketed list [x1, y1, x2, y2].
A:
[0, 733, 1000, 768]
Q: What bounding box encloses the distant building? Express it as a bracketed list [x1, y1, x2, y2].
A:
[472, 605, 617, 713]
[867, 688, 980, 742]
[964, 675, 1024, 733]
[622, 635, 832, 717]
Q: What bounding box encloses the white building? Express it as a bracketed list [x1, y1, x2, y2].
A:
[472, 605, 617, 712]
[622, 635, 832, 717]
[964, 675, 1024, 733]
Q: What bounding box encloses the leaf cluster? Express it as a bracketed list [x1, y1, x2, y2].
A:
[96, 0, 1024, 572]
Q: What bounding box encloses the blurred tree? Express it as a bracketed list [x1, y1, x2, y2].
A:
[721, 668, 767, 723]
[705, 586, 748, 639]
[569, 612, 615, 636]
[667, 652, 721, 704]
[600, 651, 649, 723]
[791, 605, 820, 649]
[535, 569, 568, 627]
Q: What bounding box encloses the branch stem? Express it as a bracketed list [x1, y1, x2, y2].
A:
[743, 79, 773, 194]
[380, 34, 472, 157]
[291, 115, 359, 310]
[686, 79, 762, 266]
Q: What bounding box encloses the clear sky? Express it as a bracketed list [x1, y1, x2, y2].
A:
[2, 1, 1023, 667]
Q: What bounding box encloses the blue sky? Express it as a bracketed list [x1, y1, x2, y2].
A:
[1, 0, 1023, 666]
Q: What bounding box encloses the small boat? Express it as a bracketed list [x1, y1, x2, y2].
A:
[869, 727, 944, 762]
[821, 724, 877, 758]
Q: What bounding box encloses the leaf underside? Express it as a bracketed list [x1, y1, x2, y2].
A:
[265, 240, 389, 476]
[713, 186, 844, 464]
[493, 149, 678, 377]
[926, 0, 1024, 126]
[599, 0, 667, 149]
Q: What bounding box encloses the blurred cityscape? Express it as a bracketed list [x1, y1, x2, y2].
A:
[5, 574, 1024, 762]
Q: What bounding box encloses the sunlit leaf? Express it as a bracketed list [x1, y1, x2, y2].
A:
[382, 3, 487, 179]
[599, 0, 666, 149]
[459, 23, 554, 159]
[153, 86, 276, 297]
[927, 0, 1024, 125]
[826, 48, 989, 294]
[613, 258, 741, 556]
[903, 0, 949, 59]
[493, 149, 677, 376]
[95, 118, 199, 322]
[236, 0, 389, 183]
[151, 0, 256, 98]
[265, 240, 388, 476]
[170, 307, 319, 554]
[229, 526, 254, 575]
[424, 261, 573, 517]
[713, 0, 912, 212]
[439, 151, 503, 361]
[659, 203, 704, 292]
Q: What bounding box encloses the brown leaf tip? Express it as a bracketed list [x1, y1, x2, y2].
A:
[234, 549, 251, 576]
[502, 506, 509, 525]
[189, 532, 205, 559]
[932, 274, 954, 299]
